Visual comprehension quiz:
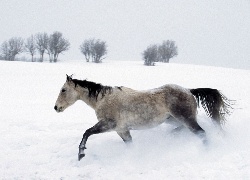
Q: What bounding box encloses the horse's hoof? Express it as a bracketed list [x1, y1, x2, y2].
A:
[78, 153, 85, 161]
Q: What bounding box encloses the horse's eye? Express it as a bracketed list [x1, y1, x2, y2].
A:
[61, 89, 66, 93]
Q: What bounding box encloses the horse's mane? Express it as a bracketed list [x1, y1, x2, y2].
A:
[72, 78, 113, 99]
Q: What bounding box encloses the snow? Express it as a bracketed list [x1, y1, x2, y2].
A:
[0, 60, 250, 179]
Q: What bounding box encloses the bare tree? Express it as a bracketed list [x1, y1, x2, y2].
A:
[26, 35, 36, 62]
[80, 38, 107, 63]
[79, 39, 94, 62]
[35, 32, 48, 62]
[0, 37, 24, 61]
[47, 37, 54, 62]
[142, 45, 158, 66]
[47, 31, 70, 62]
[158, 40, 178, 63]
[9, 37, 24, 61]
[1, 41, 10, 60]
[91, 39, 107, 63]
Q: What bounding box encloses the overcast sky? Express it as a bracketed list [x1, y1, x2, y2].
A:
[1, 0, 250, 69]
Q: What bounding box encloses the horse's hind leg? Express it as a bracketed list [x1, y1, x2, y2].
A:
[78, 119, 116, 161]
[186, 118, 206, 137]
[172, 116, 206, 139]
[171, 114, 206, 141]
[170, 102, 206, 142]
[165, 116, 186, 134]
[171, 125, 185, 134]
[178, 117, 207, 144]
[117, 130, 132, 143]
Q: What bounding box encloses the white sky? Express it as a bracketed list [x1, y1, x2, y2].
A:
[1, 0, 250, 69]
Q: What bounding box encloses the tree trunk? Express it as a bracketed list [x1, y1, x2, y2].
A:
[41, 53, 44, 62]
[11, 55, 15, 61]
[53, 54, 57, 63]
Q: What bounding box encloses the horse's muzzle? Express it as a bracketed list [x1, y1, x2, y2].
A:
[54, 105, 62, 112]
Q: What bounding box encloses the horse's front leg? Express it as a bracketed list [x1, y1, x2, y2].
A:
[78, 119, 117, 161]
[117, 130, 132, 143]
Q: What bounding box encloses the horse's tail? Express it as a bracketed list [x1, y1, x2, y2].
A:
[190, 88, 233, 126]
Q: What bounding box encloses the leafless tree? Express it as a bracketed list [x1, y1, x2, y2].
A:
[79, 39, 94, 62]
[91, 39, 107, 63]
[1, 41, 10, 60]
[35, 32, 49, 62]
[158, 40, 178, 63]
[25, 35, 36, 62]
[9, 37, 24, 61]
[47, 31, 70, 62]
[47, 38, 54, 62]
[142, 44, 158, 66]
[0, 37, 24, 61]
[80, 38, 107, 63]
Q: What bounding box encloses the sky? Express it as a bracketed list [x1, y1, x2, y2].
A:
[1, 0, 250, 69]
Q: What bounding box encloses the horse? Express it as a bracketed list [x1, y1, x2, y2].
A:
[54, 75, 232, 161]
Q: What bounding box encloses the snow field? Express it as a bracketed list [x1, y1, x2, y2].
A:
[0, 60, 250, 179]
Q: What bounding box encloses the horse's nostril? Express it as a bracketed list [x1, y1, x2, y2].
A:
[54, 105, 58, 111]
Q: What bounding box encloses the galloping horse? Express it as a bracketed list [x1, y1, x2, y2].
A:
[54, 75, 232, 161]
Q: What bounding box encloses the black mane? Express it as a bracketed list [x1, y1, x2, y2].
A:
[72, 79, 112, 99]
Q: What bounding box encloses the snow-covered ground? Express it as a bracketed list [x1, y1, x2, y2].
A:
[0, 60, 250, 179]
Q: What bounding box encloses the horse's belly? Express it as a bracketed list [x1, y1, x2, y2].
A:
[130, 118, 167, 130]
[119, 111, 169, 130]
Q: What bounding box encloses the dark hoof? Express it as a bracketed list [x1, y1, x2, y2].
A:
[78, 153, 85, 161]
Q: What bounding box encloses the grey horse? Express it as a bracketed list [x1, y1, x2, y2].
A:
[54, 75, 232, 161]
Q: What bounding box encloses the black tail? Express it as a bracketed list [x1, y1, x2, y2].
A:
[190, 88, 233, 126]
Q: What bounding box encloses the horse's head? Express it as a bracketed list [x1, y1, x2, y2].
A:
[54, 75, 80, 113]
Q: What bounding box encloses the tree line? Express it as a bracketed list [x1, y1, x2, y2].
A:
[0, 32, 178, 65]
[0, 31, 70, 62]
[0, 32, 108, 63]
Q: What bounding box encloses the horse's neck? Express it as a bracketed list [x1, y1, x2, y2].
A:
[78, 87, 112, 110]
[78, 92, 98, 109]
[78, 83, 114, 109]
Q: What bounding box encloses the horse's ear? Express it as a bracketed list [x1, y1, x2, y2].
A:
[66, 74, 72, 82]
